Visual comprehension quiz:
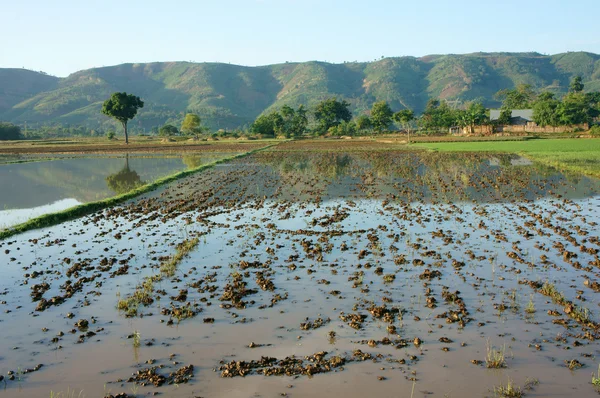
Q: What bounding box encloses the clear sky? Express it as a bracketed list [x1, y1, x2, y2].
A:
[1, 0, 599, 77]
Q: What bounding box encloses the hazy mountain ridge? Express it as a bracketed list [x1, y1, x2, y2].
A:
[2, 52, 599, 131]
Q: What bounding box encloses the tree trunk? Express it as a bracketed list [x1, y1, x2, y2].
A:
[122, 122, 129, 144]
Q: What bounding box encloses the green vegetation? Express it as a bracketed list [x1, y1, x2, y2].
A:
[117, 279, 154, 317]
[314, 98, 352, 134]
[493, 378, 523, 398]
[493, 378, 538, 398]
[495, 84, 536, 110]
[370, 101, 394, 133]
[159, 124, 179, 137]
[49, 388, 85, 398]
[160, 238, 200, 277]
[485, 340, 507, 368]
[181, 113, 205, 137]
[592, 364, 600, 387]
[118, 237, 200, 319]
[532, 78, 599, 126]
[3, 52, 600, 135]
[0, 122, 22, 140]
[393, 109, 415, 141]
[525, 295, 536, 314]
[1, 52, 593, 133]
[415, 139, 600, 178]
[250, 105, 308, 138]
[101, 92, 144, 144]
[132, 331, 141, 348]
[0, 144, 274, 240]
[417, 99, 458, 133]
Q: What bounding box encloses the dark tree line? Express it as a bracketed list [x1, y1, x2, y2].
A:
[0, 122, 23, 140]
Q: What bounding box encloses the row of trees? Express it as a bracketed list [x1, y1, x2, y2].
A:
[250, 104, 309, 138]
[532, 78, 599, 126]
[495, 77, 600, 126]
[97, 80, 600, 142]
[247, 99, 417, 138]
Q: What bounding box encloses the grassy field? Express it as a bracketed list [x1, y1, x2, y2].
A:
[415, 138, 600, 178]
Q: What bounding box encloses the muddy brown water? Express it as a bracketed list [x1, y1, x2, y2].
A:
[1, 150, 600, 397]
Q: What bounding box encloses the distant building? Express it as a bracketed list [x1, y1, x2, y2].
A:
[489, 109, 535, 126]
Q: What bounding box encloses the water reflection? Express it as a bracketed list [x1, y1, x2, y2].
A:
[105, 156, 145, 194]
[0, 152, 236, 226]
[249, 151, 600, 203]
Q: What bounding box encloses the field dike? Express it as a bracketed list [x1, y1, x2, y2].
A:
[0, 144, 276, 240]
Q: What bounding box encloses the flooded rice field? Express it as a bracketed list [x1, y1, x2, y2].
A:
[1, 148, 600, 397]
[0, 152, 239, 228]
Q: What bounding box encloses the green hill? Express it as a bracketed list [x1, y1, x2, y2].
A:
[0, 69, 59, 115]
[2, 52, 599, 131]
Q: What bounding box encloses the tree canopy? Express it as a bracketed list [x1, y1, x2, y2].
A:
[418, 100, 456, 132]
[570, 76, 584, 93]
[313, 98, 352, 134]
[393, 109, 415, 127]
[370, 101, 394, 133]
[159, 124, 179, 137]
[456, 102, 488, 134]
[494, 84, 535, 109]
[355, 115, 372, 132]
[250, 105, 307, 138]
[181, 113, 203, 136]
[101, 92, 144, 144]
[0, 122, 23, 141]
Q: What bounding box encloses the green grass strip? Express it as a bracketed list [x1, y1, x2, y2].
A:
[415, 138, 600, 179]
[0, 144, 276, 240]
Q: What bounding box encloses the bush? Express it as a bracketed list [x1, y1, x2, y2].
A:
[106, 131, 116, 140]
[0, 122, 23, 141]
[590, 125, 600, 136]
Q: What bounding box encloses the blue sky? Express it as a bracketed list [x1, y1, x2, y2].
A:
[1, 0, 599, 77]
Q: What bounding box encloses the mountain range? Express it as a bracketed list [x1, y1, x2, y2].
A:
[1, 51, 600, 131]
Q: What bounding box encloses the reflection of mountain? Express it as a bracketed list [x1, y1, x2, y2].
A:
[0, 156, 188, 210]
[105, 157, 145, 194]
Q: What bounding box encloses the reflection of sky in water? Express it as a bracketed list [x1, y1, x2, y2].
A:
[0, 153, 235, 210]
[0, 198, 81, 228]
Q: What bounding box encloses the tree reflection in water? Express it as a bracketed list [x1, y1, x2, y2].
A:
[105, 155, 145, 194]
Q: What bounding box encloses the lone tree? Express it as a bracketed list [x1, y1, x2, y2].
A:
[181, 113, 203, 137]
[570, 76, 584, 93]
[101, 92, 144, 144]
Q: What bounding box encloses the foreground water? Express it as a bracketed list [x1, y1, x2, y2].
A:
[1, 150, 600, 397]
[0, 153, 236, 227]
